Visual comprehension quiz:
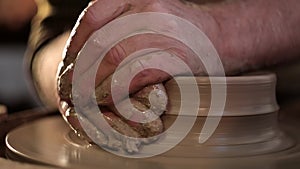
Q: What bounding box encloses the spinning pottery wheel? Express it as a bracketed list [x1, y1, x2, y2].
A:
[5, 72, 300, 169]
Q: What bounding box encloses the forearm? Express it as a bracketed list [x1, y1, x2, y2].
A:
[189, 0, 300, 74]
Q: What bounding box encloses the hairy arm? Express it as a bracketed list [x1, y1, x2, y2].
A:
[202, 0, 300, 73]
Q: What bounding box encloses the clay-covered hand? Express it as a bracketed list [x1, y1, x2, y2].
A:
[58, 0, 224, 103]
[57, 0, 223, 153]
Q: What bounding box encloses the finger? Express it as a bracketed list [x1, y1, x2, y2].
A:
[108, 97, 164, 138]
[75, 34, 192, 105]
[94, 34, 194, 86]
[133, 84, 168, 114]
[95, 49, 192, 105]
[73, 106, 142, 151]
[65, 0, 131, 64]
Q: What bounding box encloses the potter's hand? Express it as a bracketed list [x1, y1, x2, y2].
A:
[59, 0, 300, 114]
[59, 0, 223, 104]
[56, 0, 223, 152]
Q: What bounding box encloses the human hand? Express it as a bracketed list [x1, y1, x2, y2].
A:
[58, 0, 223, 104]
[57, 0, 225, 152]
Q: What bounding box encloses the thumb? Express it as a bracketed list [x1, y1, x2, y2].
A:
[95, 50, 193, 105]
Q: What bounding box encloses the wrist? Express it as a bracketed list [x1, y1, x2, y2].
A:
[180, 3, 233, 74]
[194, 2, 259, 75]
[197, 0, 300, 74]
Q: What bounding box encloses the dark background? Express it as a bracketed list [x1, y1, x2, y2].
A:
[0, 23, 38, 113]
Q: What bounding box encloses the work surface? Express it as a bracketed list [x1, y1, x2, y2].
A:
[0, 98, 299, 169]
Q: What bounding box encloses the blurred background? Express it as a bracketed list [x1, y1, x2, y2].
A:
[0, 0, 38, 113]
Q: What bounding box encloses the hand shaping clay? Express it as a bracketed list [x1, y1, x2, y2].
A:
[57, 61, 168, 153]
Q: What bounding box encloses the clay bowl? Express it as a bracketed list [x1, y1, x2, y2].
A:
[159, 72, 294, 157]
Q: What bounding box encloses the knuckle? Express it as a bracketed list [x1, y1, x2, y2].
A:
[83, 7, 99, 27]
[106, 44, 127, 66]
[82, 1, 103, 27]
[143, 0, 169, 12]
[138, 69, 166, 84]
[139, 69, 153, 78]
